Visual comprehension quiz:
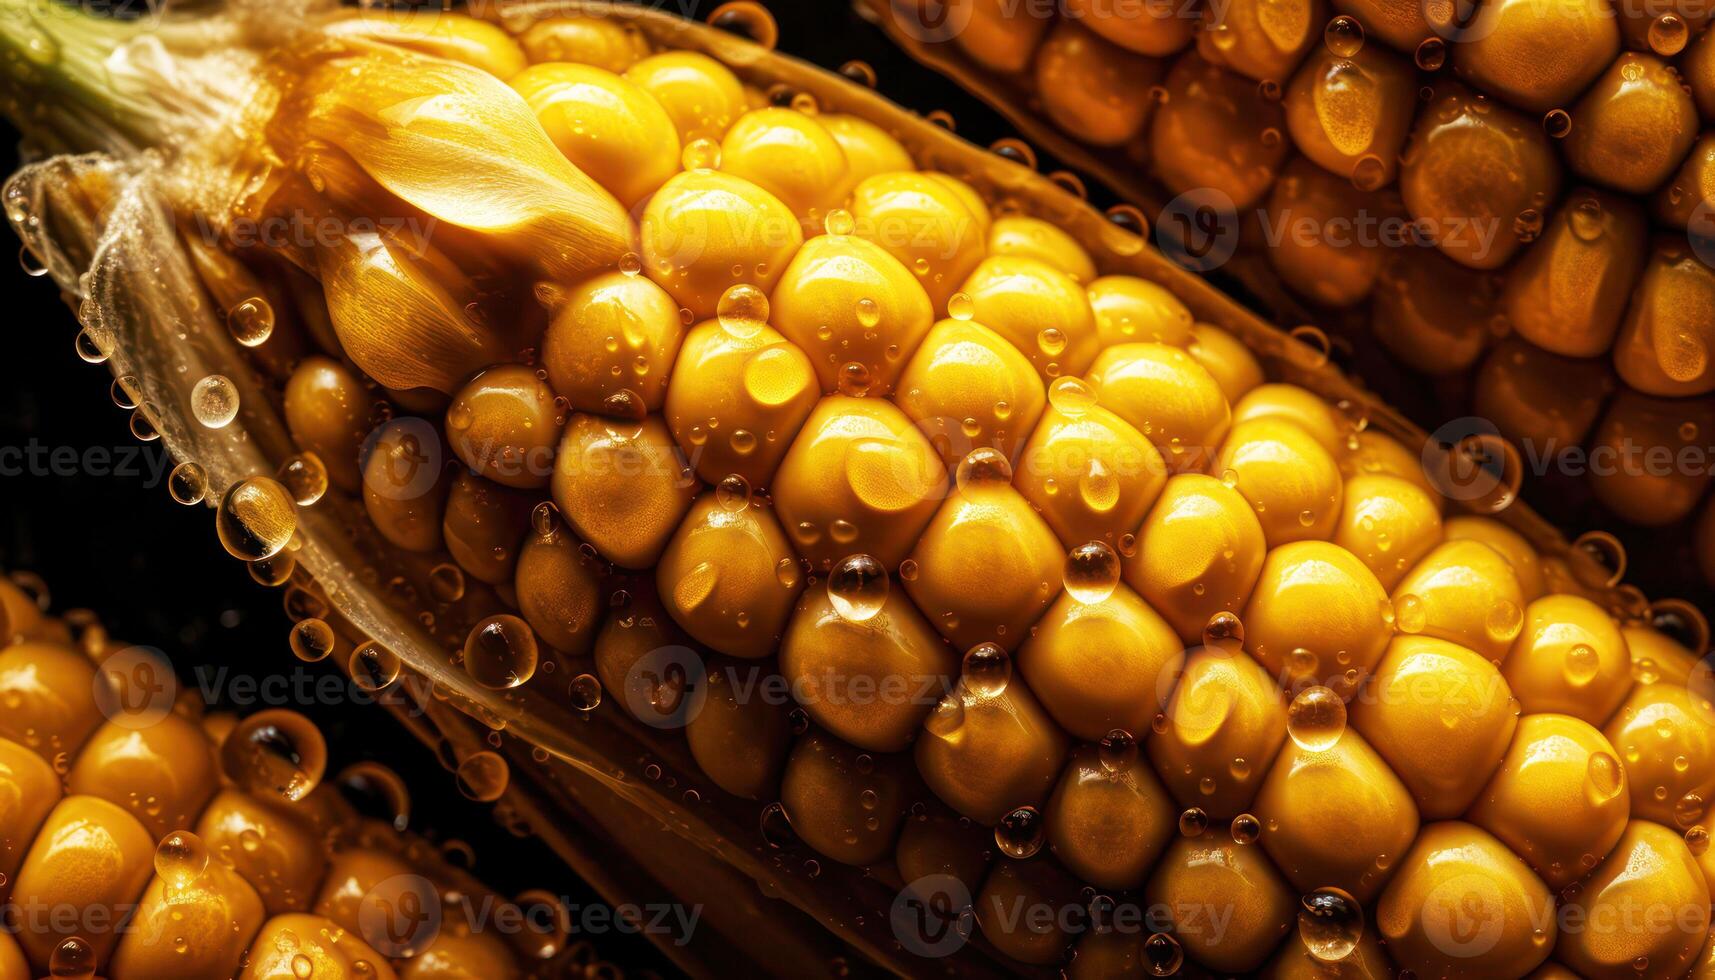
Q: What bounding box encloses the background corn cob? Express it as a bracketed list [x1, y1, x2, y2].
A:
[7, 0, 1715, 975]
[859, 0, 1715, 594]
[0, 572, 621, 980]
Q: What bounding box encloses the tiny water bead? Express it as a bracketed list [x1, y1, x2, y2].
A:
[1323, 14, 1364, 57]
[220, 709, 327, 803]
[111, 374, 141, 409]
[49, 937, 96, 980]
[464, 614, 540, 690]
[995, 805, 1045, 858]
[827, 553, 889, 622]
[1231, 813, 1262, 844]
[1203, 610, 1245, 654]
[823, 208, 855, 236]
[1048, 376, 1098, 416]
[248, 552, 295, 588]
[289, 618, 337, 663]
[74, 328, 108, 363]
[350, 640, 402, 692]
[168, 461, 209, 505]
[1143, 932, 1183, 977]
[1099, 728, 1138, 773]
[1543, 108, 1573, 139]
[1649, 12, 1689, 55]
[716, 473, 753, 510]
[681, 137, 722, 171]
[336, 761, 413, 833]
[191, 373, 241, 428]
[569, 672, 603, 710]
[276, 452, 328, 506]
[706, 0, 779, 49]
[962, 642, 1012, 697]
[1287, 686, 1348, 751]
[1063, 541, 1121, 604]
[947, 291, 974, 321]
[227, 296, 275, 347]
[716, 282, 769, 339]
[1299, 886, 1364, 962]
[429, 563, 467, 603]
[1414, 37, 1446, 70]
[1178, 807, 1208, 837]
[954, 446, 1013, 492]
[155, 829, 210, 889]
[216, 476, 297, 562]
[456, 750, 511, 802]
[838, 59, 877, 88]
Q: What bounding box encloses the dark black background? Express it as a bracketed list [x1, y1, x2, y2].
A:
[0, 2, 1038, 975]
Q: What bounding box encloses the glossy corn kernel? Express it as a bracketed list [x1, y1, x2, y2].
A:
[1197, 0, 1323, 84]
[1017, 582, 1183, 740]
[11, 794, 156, 964]
[1392, 539, 1526, 661]
[1144, 832, 1295, 974]
[1501, 593, 1633, 724]
[944, 0, 1050, 74]
[1284, 45, 1416, 190]
[67, 712, 218, 839]
[1557, 821, 1711, 980]
[1376, 821, 1555, 979]
[1467, 712, 1630, 888]
[441, 470, 532, 586]
[975, 856, 1079, 965]
[657, 490, 802, 658]
[1564, 53, 1698, 195]
[445, 364, 564, 490]
[1216, 415, 1345, 546]
[1146, 644, 1288, 817]
[543, 270, 685, 417]
[240, 913, 396, 980]
[519, 16, 651, 72]
[622, 50, 746, 143]
[818, 114, 913, 187]
[1045, 744, 1176, 889]
[551, 413, 696, 568]
[1243, 540, 1392, 693]
[847, 171, 987, 314]
[1033, 19, 1162, 147]
[328, 9, 525, 79]
[896, 318, 1046, 470]
[685, 655, 794, 799]
[639, 168, 803, 318]
[1370, 248, 1497, 375]
[1474, 339, 1616, 453]
[1399, 85, 1560, 270]
[720, 108, 850, 221]
[1587, 390, 1715, 525]
[1089, 342, 1231, 472]
[1187, 322, 1266, 402]
[513, 521, 604, 655]
[284, 356, 369, 493]
[1500, 189, 1649, 360]
[989, 216, 1097, 285]
[1612, 238, 1715, 398]
[960, 255, 1100, 381]
[1125, 473, 1267, 642]
[663, 317, 818, 489]
[1151, 51, 1290, 211]
[916, 674, 1069, 825]
[1334, 473, 1442, 590]
[1603, 668, 1715, 826]
[1262, 160, 1390, 307]
[511, 62, 680, 207]
[1351, 635, 1517, 818]
[1086, 275, 1194, 349]
[1455, 0, 1619, 112]
[1066, 0, 1197, 55]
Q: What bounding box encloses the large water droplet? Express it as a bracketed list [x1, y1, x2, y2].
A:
[1288, 686, 1347, 751]
[828, 553, 889, 621]
[1299, 886, 1364, 962]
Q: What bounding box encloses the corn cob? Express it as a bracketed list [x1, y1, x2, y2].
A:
[862, 0, 1715, 557]
[0, 575, 612, 980]
[6, 1, 1715, 976]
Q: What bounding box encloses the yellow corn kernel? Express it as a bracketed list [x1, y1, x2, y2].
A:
[1243, 540, 1391, 693]
[961, 255, 1100, 380]
[1334, 474, 1442, 590]
[1502, 189, 1647, 358]
[1256, 729, 1420, 901]
[1151, 51, 1290, 211]
[1017, 584, 1183, 740]
[442, 470, 532, 586]
[622, 51, 746, 143]
[328, 10, 527, 79]
[1443, 515, 1544, 601]
[1089, 342, 1231, 471]
[895, 804, 991, 904]
[988, 215, 1097, 284]
[1588, 390, 1715, 525]
[904, 468, 1063, 650]
[1065, 0, 1197, 54]
[769, 232, 934, 396]
[1557, 821, 1710, 980]
[1187, 322, 1266, 402]
[974, 857, 1079, 965]
[1603, 678, 1715, 826]
[1376, 822, 1555, 979]
[657, 491, 802, 658]
[0, 738, 57, 904]
[1262, 160, 1389, 307]
[663, 318, 819, 488]
[1455, 0, 1619, 111]
[1474, 339, 1615, 455]
[518, 16, 651, 73]
[0, 933, 22, 980]
[109, 855, 265, 979]
[1565, 53, 1699, 195]
[509, 62, 679, 207]
[67, 713, 217, 841]
[283, 356, 369, 493]
[446, 364, 564, 489]
[772, 396, 946, 569]
[0, 641, 101, 758]
[1658, 133, 1715, 229]
[11, 795, 156, 966]
[1146, 645, 1288, 817]
[196, 788, 327, 915]
[846, 171, 987, 314]
[1284, 45, 1415, 191]
[916, 675, 1069, 825]
[1215, 416, 1344, 546]
[362, 418, 450, 554]
[551, 413, 697, 569]
[1033, 19, 1162, 147]
[943, 0, 1050, 74]
[1015, 400, 1167, 548]
[1352, 635, 1517, 818]
[1342, 429, 1437, 500]
[1612, 238, 1715, 398]
[1501, 594, 1633, 725]
[1045, 744, 1176, 890]
[780, 730, 908, 865]
[1399, 84, 1560, 270]
[402, 932, 521, 980]
[1392, 539, 1526, 661]
[1087, 275, 1195, 349]
[1197, 0, 1322, 83]
[639, 168, 803, 319]
[1371, 249, 1496, 375]
[239, 913, 397, 980]
[817, 114, 913, 187]
[685, 655, 793, 800]
[1467, 713, 1630, 889]
[720, 108, 850, 220]
[1144, 833, 1295, 974]
[514, 525, 603, 656]
[593, 587, 697, 730]
[1230, 383, 1346, 456]
[544, 269, 686, 415]
[1125, 473, 1266, 642]
[896, 318, 1046, 471]
[779, 587, 954, 753]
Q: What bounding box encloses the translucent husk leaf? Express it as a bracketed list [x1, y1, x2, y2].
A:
[1, 1, 1656, 976]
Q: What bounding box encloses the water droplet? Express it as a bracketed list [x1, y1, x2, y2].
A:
[191, 374, 241, 428]
[290, 618, 336, 663]
[276, 453, 328, 506]
[221, 709, 326, 802]
[947, 292, 974, 320]
[962, 642, 1011, 696]
[1231, 813, 1262, 844]
[828, 553, 889, 621]
[1099, 729, 1137, 772]
[350, 640, 401, 692]
[1203, 611, 1245, 653]
[824, 208, 855, 236]
[682, 137, 722, 171]
[1542, 108, 1572, 139]
[1324, 14, 1364, 57]
[1288, 686, 1347, 751]
[839, 59, 877, 87]
[837, 360, 873, 396]
[169, 462, 209, 505]
[1414, 37, 1446, 70]
[955, 447, 1012, 491]
[995, 805, 1044, 858]
[717, 283, 768, 339]
[1178, 807, 1208, 837]
[216, 477, 297, 561]
[464, 614, 540, 689]
[1143, 933, 1183, 976]
[1063, 541, 1121, 603]
[155, 830, 209, 890]
[716, 473, 753, 510]
[569, 672, 603, 710]
[1299, 887, 1364, 962]
[455, 750, 510, 802]
[227, 297, 275, 347]
[1649, 13, 1689, 55]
